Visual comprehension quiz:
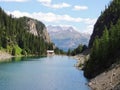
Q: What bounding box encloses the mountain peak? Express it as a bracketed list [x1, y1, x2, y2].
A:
[47, 25, 77, 33]
[47, 25, 90, 51]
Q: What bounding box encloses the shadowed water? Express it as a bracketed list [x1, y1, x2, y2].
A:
[0, 55, 90, 90]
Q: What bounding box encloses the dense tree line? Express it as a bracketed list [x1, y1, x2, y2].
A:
[0, 7, 54, 56]
[54, 47, 66, 55]
[67, 44, 87, 56]
[84, 0, 120, 79]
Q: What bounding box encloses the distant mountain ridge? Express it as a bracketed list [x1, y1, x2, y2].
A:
[47, 25, 90, 51]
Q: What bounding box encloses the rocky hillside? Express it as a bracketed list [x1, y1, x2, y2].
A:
[47, 25, 90, 51]
[88, 61, 120, 90]
[0, 7, 53, 56]
[24, 17, 51, 43]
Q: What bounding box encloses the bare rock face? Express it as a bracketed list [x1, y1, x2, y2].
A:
[42, 27, 51, 43]
[25, 17, 51, 43]
[27, 19, 38, 36]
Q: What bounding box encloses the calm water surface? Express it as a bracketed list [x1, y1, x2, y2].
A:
[0, 55, 90, 90]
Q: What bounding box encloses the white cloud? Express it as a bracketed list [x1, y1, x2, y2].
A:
[49, 3, 70, 9]
[83, 18, 97, 24]
[73, 5, 88, 11]
[81, 24, 94, 34]
[37, 0, 51, 4]
[7, 10, 31, 17]
[7, 10, 96, 34]
[86, 25, 94, 34]
[6, 10, 96, 24]
[37, 0, 70, 9]
[0, 0, 28, 2]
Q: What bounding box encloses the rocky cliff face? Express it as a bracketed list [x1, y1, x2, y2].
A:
[27, 19, 38, 36]
[25, 17, 51, 43]
[42, 27, 51, 43]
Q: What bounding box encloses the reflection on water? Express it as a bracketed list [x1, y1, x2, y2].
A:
[0, 55, 90, 90]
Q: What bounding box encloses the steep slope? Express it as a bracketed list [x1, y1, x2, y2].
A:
[84, 0, 120, 79]
[88, 62, 120, 90]
[89, 0, 120, 47]
[0, 7, 53, 56]
[47, 25, 90, 51]
[23, 17, 51, 43]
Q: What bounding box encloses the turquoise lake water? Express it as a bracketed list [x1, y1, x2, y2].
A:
[0, 55, 90, 90]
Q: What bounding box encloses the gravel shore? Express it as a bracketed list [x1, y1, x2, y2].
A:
[88, 63, 120, 90]
[73, 54, 89, 69]
[74, 54, 120, 90]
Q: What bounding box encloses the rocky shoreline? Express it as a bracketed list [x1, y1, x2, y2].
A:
[0, 51, 13, 62]
[73, 54, 89, 69]
[88, 62, 120, 90]
[74, 54, 120, 90]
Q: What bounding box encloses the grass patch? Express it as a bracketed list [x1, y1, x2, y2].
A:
[12, 45, 22, 56]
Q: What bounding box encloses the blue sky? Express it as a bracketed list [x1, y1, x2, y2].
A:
[0, 0, 112, 34]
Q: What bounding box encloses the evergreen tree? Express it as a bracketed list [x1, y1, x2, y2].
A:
[0, 7, 56, 56]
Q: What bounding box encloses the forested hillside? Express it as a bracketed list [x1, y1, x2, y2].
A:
[0, 7, 53, 56]
[84, 0, 120, 79]
[89, 0, 120, 48]
[67, 44, 87, 56]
